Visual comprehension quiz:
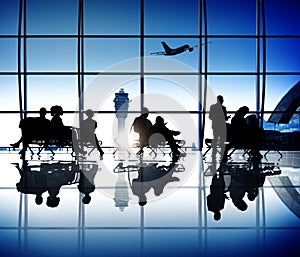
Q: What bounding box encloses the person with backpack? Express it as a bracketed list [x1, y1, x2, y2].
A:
[131, 107, 152, 155]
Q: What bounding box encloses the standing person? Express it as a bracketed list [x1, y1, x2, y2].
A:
[132, 107, 153, 155]
[206, 172, 228, 221]
[80, 109, 104, 158]
[209, 95, 230, 161]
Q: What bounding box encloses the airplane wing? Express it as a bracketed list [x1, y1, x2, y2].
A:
[190, 41, 212, 49]
[150, 51, 166, 56]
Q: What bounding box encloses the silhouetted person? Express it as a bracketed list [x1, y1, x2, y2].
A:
[230, 106, 249, 147]
[132, 107, 153, 155]
[149, 116, 181, 157]
[77, 163, 98, 204]
[43, 162, 77, 208]
[14, 161, 47, 205]
[229, 169, 248, 211]
[246, 115, 265, 158]
[49, 105, 85, 155]
[209, 96, 230, 161]
[131, 162, 179, 206]
[80, 109, 104, 158]
[49, 105, 69, 144]
[223, 106, 249, 161]
[11, 107, 50, 158]
[206, 172, 227, 220]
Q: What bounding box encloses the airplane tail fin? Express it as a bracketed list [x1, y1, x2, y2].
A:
[161, 42, 172, 53]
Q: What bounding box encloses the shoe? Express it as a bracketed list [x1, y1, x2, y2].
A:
[19, 149, 26, 159]
[136, 149, 144, 155]
[10, 143, 20, 148]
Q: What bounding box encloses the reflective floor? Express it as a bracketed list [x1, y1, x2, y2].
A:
[0, 148, 299, 257]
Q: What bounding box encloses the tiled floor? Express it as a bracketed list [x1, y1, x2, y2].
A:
[0, 148, 299, 257]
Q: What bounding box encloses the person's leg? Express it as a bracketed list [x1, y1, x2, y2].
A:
[11, 137, 23, 148]
[95, 134, 104, 156]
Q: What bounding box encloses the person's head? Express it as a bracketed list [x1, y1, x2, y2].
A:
[85, 109, 94, 118]
[50, 105, 63, 116]
[46, 196, 60, 208]
[39, 107, 47, 118]
[35, 194, 43, 205]
[82, 194, 91, 204]
[217, 95, 224, 104]
[138, 195, 147, 206]
[233, 199, 248, 211]
[141, 107, 149, 117]
[155, 116, 165, 126]
[238, 106, 249, 117]
[214, 211, 221, 221]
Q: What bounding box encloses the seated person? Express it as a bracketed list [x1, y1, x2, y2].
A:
[11, 107, 50, 158]
[149, 116, 181, 156]
[131, 107, 153, 155]
[49, 105, 70, 144]
[80, 109, 104, 157]
[223, 106, 249, 160]
[49, 105, 85, 154]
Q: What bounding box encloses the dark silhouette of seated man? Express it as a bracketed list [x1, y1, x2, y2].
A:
[229, 168, 248, 212]
[43, 162, 77, 208]
[209, 95, 230, 161]
[80, 109, 104, 157]
[49, 105, 71, 144]
[11, 107, 50, 158]
[49, 105, 84, 154]
[230, 106, 249, 147]
[206, 172, 227, 221]
[14, 161, 47, 205]
[223, 106, 249, 161]
[149, 116, 181, 156]
[132, 107, 153, 155]
[132, 162, 179, 206]
[246, 115, 266, 158]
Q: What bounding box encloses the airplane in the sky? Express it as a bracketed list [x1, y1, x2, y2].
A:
[150, 41, 211, 56]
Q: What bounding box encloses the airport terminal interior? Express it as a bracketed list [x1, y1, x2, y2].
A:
[0, 0, 299, 256]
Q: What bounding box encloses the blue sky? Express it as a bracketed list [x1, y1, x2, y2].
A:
[0, 0, 299, 144]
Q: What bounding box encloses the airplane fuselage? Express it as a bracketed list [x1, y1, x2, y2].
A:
[166, 44, 192, 55]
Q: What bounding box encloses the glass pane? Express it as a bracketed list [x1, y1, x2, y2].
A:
[0, 114, 22, 146]
[207, 75, 256, 112]
[144, 75, 199, 111]
[84, 39, 140, 72]
[265, 0, 300, 35]
[85, 0, 140, 35]
[0, 76, 19, 111]
[208, 38, 256, 72]
[27, 39, 77, 72]
[145, 38, 199, 71]
[0, 0, 19, 35]
[84, 75, 140, 112]
[145, 0, 198, 35]
[0, 39, 17, 72]
[264, 76, 300, 120]
[27, 76, 78, 111]
[207, 0, 256, 35]
[266, 38, 300, 72]
[27, 0, 78, 35]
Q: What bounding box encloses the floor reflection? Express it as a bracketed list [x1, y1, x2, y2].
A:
[0, 150, 299, 257]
